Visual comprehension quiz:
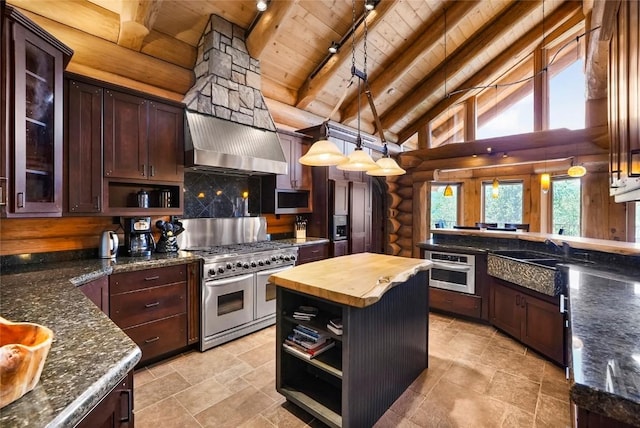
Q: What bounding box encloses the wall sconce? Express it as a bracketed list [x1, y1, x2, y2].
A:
[256, 0, 267, 11]
[491, 178, 499, 198]
[328, 42, 339, 54]
[541, 173, 550, 194]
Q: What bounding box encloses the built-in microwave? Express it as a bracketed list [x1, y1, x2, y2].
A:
[425, 251, 476, 294]
[255, 177, 312, 214]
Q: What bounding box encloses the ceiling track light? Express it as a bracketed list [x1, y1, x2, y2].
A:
[365, 0, 377, 11]
[328, 41, 339, 54]
[256, 0, 267, 12]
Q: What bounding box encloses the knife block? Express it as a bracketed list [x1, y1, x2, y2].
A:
[295, 228, 306, 240]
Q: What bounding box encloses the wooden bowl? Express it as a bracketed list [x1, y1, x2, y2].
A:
[0, 316, 53, 409]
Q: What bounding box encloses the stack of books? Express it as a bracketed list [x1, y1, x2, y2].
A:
[327, 318, 343, 336]
[283, 324, 335, 359]
[292, 305, 319, 321]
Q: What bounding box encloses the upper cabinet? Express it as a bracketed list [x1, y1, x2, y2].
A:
[104, 91, 184, 183]
[609, 0, 640, 202]
[1, 5, 72, 217]
[276, 131, 311, 191]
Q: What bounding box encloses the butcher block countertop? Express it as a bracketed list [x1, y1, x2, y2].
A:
[269, 253, 432, 308]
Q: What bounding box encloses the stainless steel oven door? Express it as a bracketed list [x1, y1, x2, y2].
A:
[255, 265, 293, 319]
[427, 252, 476, 294]
[203, 273, 255, 337]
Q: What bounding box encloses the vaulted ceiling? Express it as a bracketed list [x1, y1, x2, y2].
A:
[9, 0, 587, 149]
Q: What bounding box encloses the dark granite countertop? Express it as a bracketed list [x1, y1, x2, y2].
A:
[0, 252, 199, 427]
[274, 236, 330, 247]
[566, 265, 640, 426]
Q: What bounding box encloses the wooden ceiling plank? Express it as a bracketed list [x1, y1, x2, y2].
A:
[247, 0, 299, 59]
[140, 29, 197, 69]
[380, 0, 541, 134]
[118, 0, 164, 50]
[295, 0, 395, 110]
[341, 0, 478, 127]
[397, 1, 583, 144]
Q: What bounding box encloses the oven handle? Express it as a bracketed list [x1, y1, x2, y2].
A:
[430, 261, 474, 272]
[205, 273, 254, 287]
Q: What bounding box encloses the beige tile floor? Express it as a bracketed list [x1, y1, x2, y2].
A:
[133, 312, 571, 427]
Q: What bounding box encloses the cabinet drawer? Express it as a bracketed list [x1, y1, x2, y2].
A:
[297, 243, 329, 265]
[124, 313, 187, 363]
[110, 265, 186, 294]
[110, 281, 186, 328]
[430, 288, 482, 319]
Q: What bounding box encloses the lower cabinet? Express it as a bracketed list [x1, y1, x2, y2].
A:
[430, 288, 482, 319]
[79, 276, 109, 314]
[332, 240, 348, 257]
[76, 372, 133, 428]
[297, 242, 329, 265]
[109, 262, 200, 365]
[490, 278, 565, 365]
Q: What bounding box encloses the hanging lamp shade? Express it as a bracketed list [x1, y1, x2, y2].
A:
[491, 178, 500, 198]
[367, 156, 406, 176]
[337, 148, 378, 171]
[443, 184, 454, 197]
[567, 164, 586, 178]
[299, 139, 348, 166]
[541, 173, 551, 193]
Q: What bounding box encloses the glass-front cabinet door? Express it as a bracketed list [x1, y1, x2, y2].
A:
[10, 21, 65, 215]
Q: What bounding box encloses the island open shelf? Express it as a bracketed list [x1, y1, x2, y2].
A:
[271, 253, 432, 428]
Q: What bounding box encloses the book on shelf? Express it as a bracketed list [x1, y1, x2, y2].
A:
[292, 305, 319, 320]
[327, 324, 343, 336]
[329, 318, 342, 329]
[283, 339, 335, 360]
[294, 324, 321, 338]
[288, 331, 328, 349]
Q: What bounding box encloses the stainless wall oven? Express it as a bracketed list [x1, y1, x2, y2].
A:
[426, 251, 476, 294]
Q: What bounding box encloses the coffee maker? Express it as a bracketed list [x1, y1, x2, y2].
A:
[124, 217, 155, 257]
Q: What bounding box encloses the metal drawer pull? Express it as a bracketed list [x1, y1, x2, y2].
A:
[311, 250, 320, 254]
[144, 275, 160, 281]
[145, 302, 160, 308]
[120, 389, 133, 422]
[144, 336, 160, 343]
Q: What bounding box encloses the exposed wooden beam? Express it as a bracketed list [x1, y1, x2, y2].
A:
[246, 0, 298, 59]
[264, 97, 325, 130]
[118, 0, 163, 50]
[295, 0, 395, 110]
[20, 9, 194, 95]
[341, 0, 479, 126]
[380, 0, 541, 135]
[397, 1, 583, 144]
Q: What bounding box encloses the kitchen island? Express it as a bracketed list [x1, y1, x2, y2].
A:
[269, 253, 432, 428]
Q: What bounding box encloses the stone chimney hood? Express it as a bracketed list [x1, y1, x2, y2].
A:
[183, 15, 286, 175]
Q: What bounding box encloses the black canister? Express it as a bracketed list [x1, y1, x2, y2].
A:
[137, 189, 149, 208]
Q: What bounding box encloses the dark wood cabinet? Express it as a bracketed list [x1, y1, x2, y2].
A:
[332, 240, 348, 257]
[430, 288, 482, 319]
[276, 130, 311, 190]
[349, 181, 370, 254]
[66, 79, 103, 213]
[333, 180, 348, 216]
[76, 372, 133, 428]
[79, 276, 109, 314]
[109, 263, 196, 365]
[147, 101, 184, 182]
[1, 5, 72, 217]
[297, 242, 329, 265]
[490, 278, 565, 364]
[609, 0, 640, 202]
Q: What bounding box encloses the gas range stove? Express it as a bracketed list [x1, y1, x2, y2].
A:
[186, 242, 298, 280]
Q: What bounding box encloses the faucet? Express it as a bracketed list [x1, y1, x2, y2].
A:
[545, 239, 571, 258]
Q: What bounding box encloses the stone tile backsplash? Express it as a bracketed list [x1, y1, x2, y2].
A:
[183, 172, 260, 218]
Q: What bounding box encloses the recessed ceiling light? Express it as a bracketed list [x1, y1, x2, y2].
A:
[328, 42, 339, 54]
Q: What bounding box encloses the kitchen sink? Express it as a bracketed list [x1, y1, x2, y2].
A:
[491, 250, 556, 260]
[525, 258, 562, 267]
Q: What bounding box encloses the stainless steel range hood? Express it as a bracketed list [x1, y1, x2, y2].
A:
[185, 110, 288, 175]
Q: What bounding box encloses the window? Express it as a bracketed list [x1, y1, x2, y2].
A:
[477, 54, 534, 139]
[552, 178, 581, 236]
[429, 103, 465, 147]
[548, 31, 586, 130]
[431, 183, 459, 228]
[483, 181, 523, 225]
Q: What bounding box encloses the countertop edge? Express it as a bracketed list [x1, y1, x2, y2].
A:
[571, 383, 640, 427]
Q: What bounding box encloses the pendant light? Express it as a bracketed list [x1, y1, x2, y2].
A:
[299, 122, 348, 166]
[541, 173, 551, 193]
[443, 184, 454, 197]
[567, 158, 586, 177]
[338, 0, 377, 172]
[491, 177, 500, 198]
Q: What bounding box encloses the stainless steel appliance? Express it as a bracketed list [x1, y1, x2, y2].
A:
[124, 217, 155, 257]
[99, 230, 119, 259]
[177, 218, 298, 351]
[425, 251, 476, 294]
[332, 215, 348, 241]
